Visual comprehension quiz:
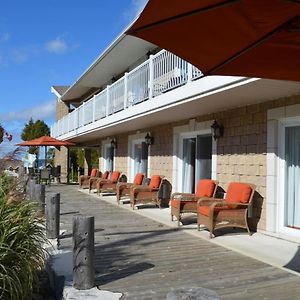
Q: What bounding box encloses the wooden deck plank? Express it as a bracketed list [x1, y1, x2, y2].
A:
[49, 185, 300, 300]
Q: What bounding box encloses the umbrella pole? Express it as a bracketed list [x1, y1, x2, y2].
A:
[45, 146, 47, 167]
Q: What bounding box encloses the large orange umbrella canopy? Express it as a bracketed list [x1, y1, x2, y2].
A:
[127, 0, 300, 81]
[17, 136, 75, 147]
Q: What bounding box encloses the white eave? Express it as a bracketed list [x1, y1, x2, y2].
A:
[60, 25, 156, 102]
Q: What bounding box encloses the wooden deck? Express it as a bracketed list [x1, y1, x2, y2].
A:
[48, 184, 300, 300]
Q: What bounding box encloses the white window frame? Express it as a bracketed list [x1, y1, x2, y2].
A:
[267, 104, 300, 239]
[278, 118, 300, 237]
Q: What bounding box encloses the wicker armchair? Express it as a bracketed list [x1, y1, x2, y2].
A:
[197, 182, 256, 238]
[96, 171, 121, 194]
[116, 173, 145, 204]
[171, 179, 218, 227]
[79, 168, 99, 188]
[89, 170, 109, 192]
[130, 175, 164, 209]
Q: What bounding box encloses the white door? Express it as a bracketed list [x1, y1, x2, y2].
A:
[181, 134, 212, 193]
[104, 144, 114, 172]
[131, 140, 149, 181]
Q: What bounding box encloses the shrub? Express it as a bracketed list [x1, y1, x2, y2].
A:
[0, 174, 47, 300]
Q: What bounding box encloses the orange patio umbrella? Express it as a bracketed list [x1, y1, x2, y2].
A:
[17, 136, 75, 167]
[127, 0, 300, 81]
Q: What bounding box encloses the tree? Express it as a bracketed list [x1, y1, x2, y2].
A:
[0, 125, 12, 144]
[21, 118, 50, 156]
[47, 147, 55, 166]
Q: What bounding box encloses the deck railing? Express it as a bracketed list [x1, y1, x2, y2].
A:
[51, 49, 203, 138]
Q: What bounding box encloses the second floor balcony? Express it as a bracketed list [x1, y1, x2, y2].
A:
[51, 49, 204, 138]
[51, 49, 257, 141]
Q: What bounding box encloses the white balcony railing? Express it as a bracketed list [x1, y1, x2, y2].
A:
[51, 49, 203, 138]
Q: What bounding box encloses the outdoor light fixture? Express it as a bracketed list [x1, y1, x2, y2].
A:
[144, 132, 154, 146]
[110, 138, 117, 149]
[211, 120, 224, 141]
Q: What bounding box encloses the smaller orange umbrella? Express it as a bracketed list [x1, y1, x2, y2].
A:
[17, 136, 75, 167]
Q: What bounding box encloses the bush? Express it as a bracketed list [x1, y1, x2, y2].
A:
[0, 174, 47, 300]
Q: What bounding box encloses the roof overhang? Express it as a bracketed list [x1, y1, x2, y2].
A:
[60, 34, 156, 102]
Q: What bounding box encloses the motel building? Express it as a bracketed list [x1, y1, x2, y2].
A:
[51, 23, 300, 242]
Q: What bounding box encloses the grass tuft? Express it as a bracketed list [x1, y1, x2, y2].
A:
[0, 174, 47, 299]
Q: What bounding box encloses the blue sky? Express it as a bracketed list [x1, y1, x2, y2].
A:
[0, 0, 147, 156]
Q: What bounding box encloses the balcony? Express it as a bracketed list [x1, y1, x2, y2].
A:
[51, 49, 203, 138]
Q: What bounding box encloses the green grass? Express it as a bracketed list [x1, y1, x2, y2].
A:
[0, 174, 47, 300]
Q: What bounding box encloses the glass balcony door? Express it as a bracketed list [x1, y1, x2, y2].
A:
[182, 134, 212, 193]
[284, 126, 300, 230]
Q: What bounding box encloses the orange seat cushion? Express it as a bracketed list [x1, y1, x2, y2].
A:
[90, 168, 98, 177]
[149, 175, 161, 190]
[111, 171, 120, 182]
[133, 173, 144, 185]
[102, 171, 109, 179]
[195, 179, 216, 197]
[225, 182, 252, 208]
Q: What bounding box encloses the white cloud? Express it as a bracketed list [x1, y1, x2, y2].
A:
[11, 49, 28, 64]
[123, 0, 148, 22]
[0, 32, 10, 43]
[45, 37, 68, 54]
[0, 100, 56, 122]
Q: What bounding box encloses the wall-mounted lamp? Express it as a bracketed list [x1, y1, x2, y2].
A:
[144, 132, 154, 146]
[211, 120, 224, 141]
[110, 138, 117, 149]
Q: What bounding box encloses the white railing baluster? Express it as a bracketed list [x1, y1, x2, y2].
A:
[124, 72, 128, 109]
[92, 96, 96, 122]
[149, 54, 154, 99]
[106, 85, 110, 116]
[188, 63, 193, 82]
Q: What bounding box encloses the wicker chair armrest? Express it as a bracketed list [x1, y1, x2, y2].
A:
[178, 195, 199, 201]
[117, 182, 131, 188]
[197, 198, 225, 206]
[225, 202, 250, 207]
[171, 192, 195, 200]
[132, 186, 151, 193]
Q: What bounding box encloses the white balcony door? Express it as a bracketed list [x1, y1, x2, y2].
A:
[103, 144, 114, 172]
[284, 125, 300, 230]
[131, 139, 148, 181]
[181, 134, 212, 193]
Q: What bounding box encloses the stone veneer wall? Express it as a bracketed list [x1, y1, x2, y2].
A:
[194, 94, 300, 230]
[110, 95, 300, 231]
[114, 134, 129, 175]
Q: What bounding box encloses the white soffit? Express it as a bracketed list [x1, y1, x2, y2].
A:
[61, 35, 156, 101]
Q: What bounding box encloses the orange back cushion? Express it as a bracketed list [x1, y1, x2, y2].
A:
[149, 175, 161, 190]
[111, 171, 120, 182]
[225, 182, 252, 208]
[90, 168, 98, 177]
[102, 171, 109, 179]
[195, 179, 216, 197]
[133, 173, 144, 185]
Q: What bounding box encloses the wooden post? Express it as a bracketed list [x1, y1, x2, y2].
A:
[45, 193, 60, 239]
[34, 184, 45, 213]
[29, 179, 37, 201]
[73, 215, 95, 290]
